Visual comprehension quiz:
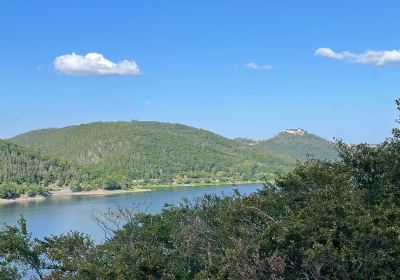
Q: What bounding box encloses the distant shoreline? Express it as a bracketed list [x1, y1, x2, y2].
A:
[139, 181, 263, 189]
[0, 194, 47, 205]
[0, 181, 264, 205]
[0, 188, 151, 205]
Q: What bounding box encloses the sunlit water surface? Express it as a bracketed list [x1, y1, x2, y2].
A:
[0, 184, 262, 241]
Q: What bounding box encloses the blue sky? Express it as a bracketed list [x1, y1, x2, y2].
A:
[1, 1, 399, 143]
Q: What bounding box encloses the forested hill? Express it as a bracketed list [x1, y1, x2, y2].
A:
[9, 121, 296, 186]
[256, 130, 338, 161]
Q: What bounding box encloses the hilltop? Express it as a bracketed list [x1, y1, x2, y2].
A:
[256, 129, 338, 161]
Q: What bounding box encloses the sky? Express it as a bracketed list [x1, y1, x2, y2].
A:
[1, 0, 399, 144]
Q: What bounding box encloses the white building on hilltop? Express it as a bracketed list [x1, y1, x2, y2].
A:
[285, 128, 306, 135]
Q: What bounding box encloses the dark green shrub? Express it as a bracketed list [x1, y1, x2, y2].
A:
[0, 182, 19, 199]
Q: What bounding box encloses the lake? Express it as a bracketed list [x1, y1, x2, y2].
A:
[0, 183, 262, 242]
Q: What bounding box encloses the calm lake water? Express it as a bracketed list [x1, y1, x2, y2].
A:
[0, 184, 262, 242]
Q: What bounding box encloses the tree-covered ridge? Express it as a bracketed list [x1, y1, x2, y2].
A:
[256, 130, 339, 161]
[2, 121, 341, 195]
[10, 121, 296, 186]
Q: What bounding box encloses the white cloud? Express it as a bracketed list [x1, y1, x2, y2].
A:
[244, 62, 273, 70]
[315, 47, 400, 66]
[315, 48, 344, 60]
[54, 52, 141, 76]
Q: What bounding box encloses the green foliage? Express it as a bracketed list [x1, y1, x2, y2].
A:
[1, 121, 344, 197]
[0, 98, 400, 279]
[0, 139, 70, 185]
[2, 121, 340, 196]
[44, 232, 100, 279]
[0, 216, 46, 280]
[0, 181, 19, 199]
[257, 130, 339, 161]
[1, 104, 399, 278]
[0, 139, 75, 198]
[22, 184, 48, 197]
[9, 121, 297, 188]
[1, 103, 400, 278]
[0, 265, 19, 280]
[0, 182, 48, 199]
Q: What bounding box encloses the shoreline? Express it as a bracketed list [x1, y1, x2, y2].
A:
[50, 188, 151, 197]
[0, 188, 151, 205]
[139, 181, 263, 189]
[0, 181, 264, 205]
[0, 195, 47, 205]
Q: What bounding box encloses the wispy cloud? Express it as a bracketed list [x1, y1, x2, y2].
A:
[262, 64, 273, 70]
[54, 52, 141, 76]
[244, 62, 273, 70]
[245, 62, 259, 69]
[315, 47, 400, 66]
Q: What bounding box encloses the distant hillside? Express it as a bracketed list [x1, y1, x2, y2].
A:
[10, 121, 296, 187]
[0, 139, 69, 185]
[256, 130, 338, 161]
